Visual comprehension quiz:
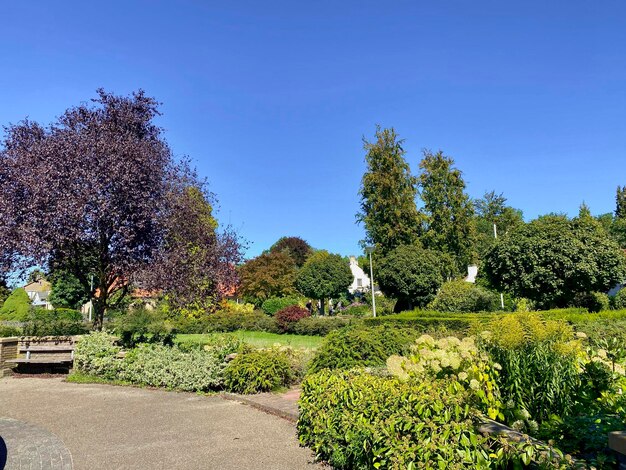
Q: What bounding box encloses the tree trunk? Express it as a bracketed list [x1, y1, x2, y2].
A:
[319, 298, 325, 316]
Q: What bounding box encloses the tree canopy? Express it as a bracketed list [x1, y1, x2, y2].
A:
[484, 214, 626, 308]
[356, 126, 423, 254]
[295, 251, 352, 314]
[376, 244, 447, 310]
[0, 89, 242, 328]
[238, 251, 298, 305]
[418, 150, 476, 273]
[269, 236, 312, 267]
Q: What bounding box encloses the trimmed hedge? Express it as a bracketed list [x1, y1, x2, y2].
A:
[299, 370, 521, 469]
[224, 349, 294, 394]
[308, 326, 417, 373]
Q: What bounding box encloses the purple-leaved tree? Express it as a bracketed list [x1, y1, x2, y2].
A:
[0, 89, 243, 328]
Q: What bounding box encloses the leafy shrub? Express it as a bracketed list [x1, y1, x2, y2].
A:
[613, 288, 626, 309]
[298, 370, 556, 469]
[479, 314, 582, 424]
[292, 316, 350, 336]
[0, 325, 21, 337]
[75, 331, 242, 391]
[23, 308, 87, 336]
[275, 305, 310, 333]
[221, 300, 255, 314]
[175, 332, 244, 352]
[0, 288, 32, 321]
[308, 326, 416, 373]
[572, 292, 610, 313]
[339, 303, 370, 317]
[112, 308, 174, 348]
[365, 293, 397, 316]
[224, 349, 294, 394]
[176, 310, 279, 334]
[74, 331, 123, 380]
[261, 296, 302, 316]
[120, 343, 233, 391]
[428, 280, 500, 313]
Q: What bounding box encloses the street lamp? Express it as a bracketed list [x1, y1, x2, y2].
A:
[365, 246, 377, 318]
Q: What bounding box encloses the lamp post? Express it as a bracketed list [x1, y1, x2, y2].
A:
[365, 246, 377, 318]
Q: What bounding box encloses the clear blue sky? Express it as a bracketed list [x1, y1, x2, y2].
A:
[2, 1, 625, 258]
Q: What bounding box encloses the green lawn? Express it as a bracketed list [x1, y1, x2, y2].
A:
[176, 331, 323, 350]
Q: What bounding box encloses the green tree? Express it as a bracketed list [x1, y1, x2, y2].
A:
[484, 214, 626, 308]
[0, 288, 32, 321]
[295, 251, 352, 315]
[376, 244, 447, 310]
[418, 150, 476, 273]
[269, 236, 312, 267]
[356, 126, 423, 254]
[238, 251, 297, 306]
[0, 278, 9, 305]
[27, 268, 46, 284]
[474, 191, 524, 258]
[48, 270, 89, 310]
[616, 186, 626, 219]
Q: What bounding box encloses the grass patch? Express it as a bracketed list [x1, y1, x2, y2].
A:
[176, 331, 323, 350]
[66, 371, 131, 386]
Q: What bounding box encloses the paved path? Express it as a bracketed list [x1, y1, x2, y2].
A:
[0, 417, 73, 470]
[223, 388, 300, 422]
[0, 377, 321, 470]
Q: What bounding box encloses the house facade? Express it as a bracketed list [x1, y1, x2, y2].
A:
[348, 256, 371, 294]
[23, 280, 53, 310]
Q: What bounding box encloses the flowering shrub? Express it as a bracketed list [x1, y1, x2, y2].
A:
[275, 305, 310, 333]
[261, 296, 302, 316]
[387, 334, 503, 420]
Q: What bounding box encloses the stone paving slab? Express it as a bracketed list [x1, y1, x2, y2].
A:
[0, 417, 73, 470]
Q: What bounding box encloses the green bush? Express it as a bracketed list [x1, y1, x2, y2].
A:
[613, 288, 626, 309]
[339, 303, 370, 317]
[298, 370, 554, 469]
[176, 310, 279, 334]
[572, 292, 610, 313]
[23, 308, 87, 336]
[120, 343, 232, 391]
[0, 288, 32, 321]
[74, 331, 123, 380]
[261, 296, 302, 316]
[479, 314, 582, 424]
[74, 331, 242, 391]
[112, 308, 175, 348]
[0, 325, 21, 337]
[429, 280, 500, 313]
[224, 349, 294, 394]
[308, 326, 416, 373]
[292, 316, 350, 336]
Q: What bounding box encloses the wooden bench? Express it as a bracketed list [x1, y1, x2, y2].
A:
[5, 337, 76, 371]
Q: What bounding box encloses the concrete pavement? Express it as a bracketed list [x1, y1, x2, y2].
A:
[0, 377, 321, 470]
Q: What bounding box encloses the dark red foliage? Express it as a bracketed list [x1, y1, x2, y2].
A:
[275, 305, 310, 332]
[0, 89, 243, 327]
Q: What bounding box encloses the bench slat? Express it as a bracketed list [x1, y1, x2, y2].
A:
[6, 358, 72, 364]
[21, 346, 74, 352]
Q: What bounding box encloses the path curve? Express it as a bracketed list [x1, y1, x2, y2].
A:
[0, 417, 73, 470]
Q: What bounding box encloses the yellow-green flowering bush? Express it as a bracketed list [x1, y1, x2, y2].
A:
[387, 334, 503, 420]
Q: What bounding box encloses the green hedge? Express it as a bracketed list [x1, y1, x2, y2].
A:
[308, 326, 417, 373]
[298, 370, 544, 469]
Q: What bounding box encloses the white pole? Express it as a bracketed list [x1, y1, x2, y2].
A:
[369, 251, 377, 318]
[89, 274, 94, 322]
[494, 224, 505, 310]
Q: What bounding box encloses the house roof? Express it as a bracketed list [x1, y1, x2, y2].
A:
[23, 280, 52, 293]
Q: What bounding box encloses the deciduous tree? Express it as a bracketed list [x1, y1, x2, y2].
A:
[238, 251, 298, 305]
[484, 214, 626, 308]
[295, 251, 352, 314]
[269, 236, 312, 267]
